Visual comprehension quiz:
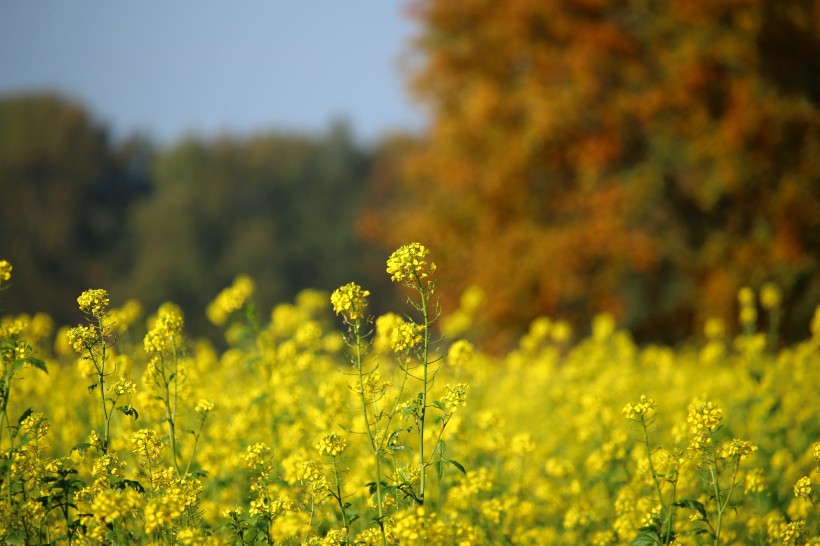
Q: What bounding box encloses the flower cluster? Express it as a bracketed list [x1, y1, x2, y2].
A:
[720, 439, 757, 461]
[760, 282, 782, 310]
[130, 428, 164, 465]
[77, 288, 111, 318]
[195, 398, 214, 415]
[0, 260, 11, 286]
[442, 383, 469, 410]
[144, 303, 184, 355]
[738, 286, 757, 328]
[330, 282, 370, 321]
[112, 377, 137, 397]
[794, 476, 812, 499]
[206, 275, 255, 326]
[622, 395, 657, 420]
[66, 324, 98, 354]
[687, 400, 723, 450]
[390, 320, 424, 353]
[317, 432, 347, 457]
[386, 242, 436, 287]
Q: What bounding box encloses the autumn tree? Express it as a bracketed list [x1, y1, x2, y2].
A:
[362, 0, 820, 347]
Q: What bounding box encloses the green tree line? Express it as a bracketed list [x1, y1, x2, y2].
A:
[0, 93, 386, 337]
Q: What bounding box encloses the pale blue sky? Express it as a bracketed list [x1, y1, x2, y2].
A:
[0, 1, 426, 146]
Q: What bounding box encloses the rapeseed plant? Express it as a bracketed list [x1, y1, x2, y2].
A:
[0, 253, 818, 544]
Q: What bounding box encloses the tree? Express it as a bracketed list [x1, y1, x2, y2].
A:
[124, 122, 375, 336]
[361, 0, 820, 348]
[0, 93, 151, 324]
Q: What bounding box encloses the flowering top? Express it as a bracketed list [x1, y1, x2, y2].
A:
[622, 395, 657, 420]
[386, 243, 436, 287]
[0, 260, 11, 286]
[66, 325, 98, 354]
[330, 282, 370, 321]
[78, 289, 110, 318]
[317, 432, 347, 457]
[144, 303, 185, 355]
[793, 476, 812, 499]
[687, 400, 723, 450]
[720, 438, 757, 461]
[207, 275, 255, 326]
[442, 383, 469, 411]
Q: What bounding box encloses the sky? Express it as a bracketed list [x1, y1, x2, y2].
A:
[0, 1, 426, 146]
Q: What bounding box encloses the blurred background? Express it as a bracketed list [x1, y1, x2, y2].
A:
[1, 0, 819, 349]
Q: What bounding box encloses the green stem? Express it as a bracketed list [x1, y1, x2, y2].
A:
[640, 416, 672, 543]
[710, 454, 723, 545]
[352, 322, 389, 546]
[183, 414, 207, 476]
[332, 456, 349, 531]
[417, 279, 430, 506]
[91, 318, 112, 454]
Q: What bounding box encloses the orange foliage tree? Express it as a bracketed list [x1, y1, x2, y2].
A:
[361, 0, 820, 347]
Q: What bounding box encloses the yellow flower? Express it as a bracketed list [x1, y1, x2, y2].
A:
[794, 476, 812, 499]
[195, 399, 214, 415]
[112, 378, 137, 397]
[623, 395, 657, 420]
[144, 303, 184, 355]
[206, 275, 255, 326]
[442, 383, 469, 410]
[0, 260, 12, 285]
[330, 282, 370, 321]
[317, 432, 347, 457]
[687, 400, 722, 450]
[720, 439, 757, 461]
[390, 320, 424, 353]
[66, 325, 98, 354]
[77, 288, 110, 317]
[760, 282, 781, 310]
[130, 428, 164, 464]
[386, 243, 436, 286]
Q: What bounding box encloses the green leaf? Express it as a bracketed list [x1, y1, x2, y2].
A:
[387, 429, 402, 447]
[16, 407, 33, 425]
[71, 442, 92, 455]
[116, 405, 139, 421]
[113, 479, 145, 494]
[673, 499, 707, 519]
[5, 529, 25, 545]
[432, 400, 447, 412]
[629, 529, 662, 546]
[24, 357, 48, 373]
[434, 460, 443, 480]
[448, 459, 466, 474]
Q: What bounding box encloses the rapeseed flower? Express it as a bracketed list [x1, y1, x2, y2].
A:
[793, 476, 812, 499]
[77, 288, 110, 318]
[330, 282, 370, 321]
[687, 400, 723, 450]
[206, 275, 255, 326]
[0, 260, 11, 286]
[442, 383, 469, 410]
[761, 282, 782, 310]
[390, 320, 424, 353]
[131, 428, 164, 464]
[386, 242, 436, 286]
[317, 432, 347, 457]
[720, 439, 758, 461]
[622, 395, 656, 420]
[66, 324, 97, 353]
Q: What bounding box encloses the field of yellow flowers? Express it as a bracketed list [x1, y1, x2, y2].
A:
[0, 245, 818, 545]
